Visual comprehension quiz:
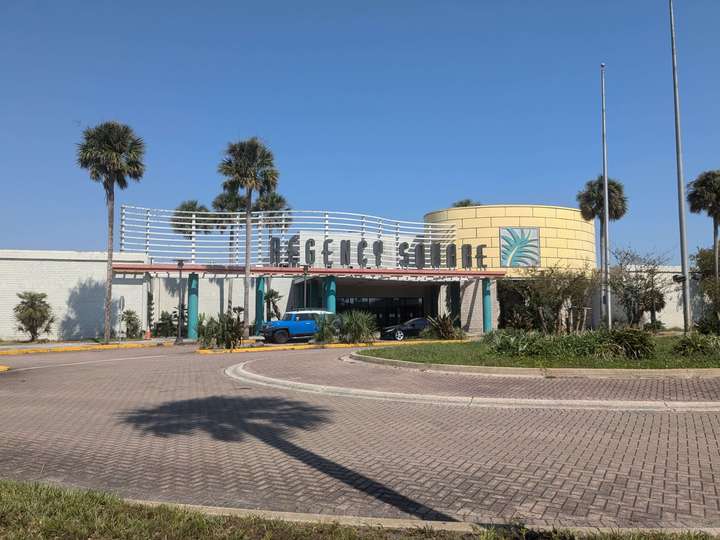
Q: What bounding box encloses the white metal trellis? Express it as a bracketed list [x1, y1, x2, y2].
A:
[119, 205, 456, 269]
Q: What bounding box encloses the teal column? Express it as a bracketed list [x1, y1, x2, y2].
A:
[482, 278, 492, 334]
[255, 277, 265, 335]
[187, 273, 199, 340]
[324, 276, 337, 313]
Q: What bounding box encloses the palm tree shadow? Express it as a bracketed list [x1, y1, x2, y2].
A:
[121, 396, 455, 521]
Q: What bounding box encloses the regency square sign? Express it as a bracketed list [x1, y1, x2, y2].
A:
[268, 235, 488, 270]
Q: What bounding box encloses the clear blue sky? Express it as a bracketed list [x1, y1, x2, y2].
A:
[1, 1, 718, 262]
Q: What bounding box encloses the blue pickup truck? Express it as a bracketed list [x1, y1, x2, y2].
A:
[261, 310, 334, 344]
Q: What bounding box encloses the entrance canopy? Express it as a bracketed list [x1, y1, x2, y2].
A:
[111, 262, 504, 281]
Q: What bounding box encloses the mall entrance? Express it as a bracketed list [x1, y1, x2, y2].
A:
[334, 278, 440, 328]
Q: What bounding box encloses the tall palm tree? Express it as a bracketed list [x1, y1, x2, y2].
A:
[218, 137, 279, 336]
[212, 189, 247, 310]
[576, 176, 628, 272]
[687, 170, 720, 282]
[77, 121, 145, 343]
[172, 200, 211, 239]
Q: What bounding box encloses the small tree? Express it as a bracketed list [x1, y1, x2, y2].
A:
[264, 288, 283, 321]
[691, 247, 720, 333]
[610, 248, 670, 328]
[121, 310, 141, 339]
[14, 292, 55, 341]
[452, 198, 481, 207]
[499, 266, 598, 334]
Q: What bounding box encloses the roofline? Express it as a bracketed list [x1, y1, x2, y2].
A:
[112, 263, 505, 279]
[424, 203, 584, 218]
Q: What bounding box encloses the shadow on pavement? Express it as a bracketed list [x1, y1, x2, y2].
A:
[121, 395, 455, 521]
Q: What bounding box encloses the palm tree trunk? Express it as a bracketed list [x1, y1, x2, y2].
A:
[104, 185, 115, 343]
[714, 217, 718, 284]
[243, 187, 252, 338]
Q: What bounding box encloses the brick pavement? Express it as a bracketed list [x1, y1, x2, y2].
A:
[1, 347, 720, 527]
[245, 350, 720, 402]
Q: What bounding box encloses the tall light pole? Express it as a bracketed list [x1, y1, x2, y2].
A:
[600, 63, 612, 330]
[669, 0, 691, 333]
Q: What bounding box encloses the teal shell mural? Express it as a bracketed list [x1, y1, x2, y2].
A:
[500, 227, 540, 267]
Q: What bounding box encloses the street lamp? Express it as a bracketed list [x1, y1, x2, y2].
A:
[175, 259, 185, 345]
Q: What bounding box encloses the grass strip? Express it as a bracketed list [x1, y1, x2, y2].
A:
[0, 480, 716, 539]
[361, 337, 720, 370]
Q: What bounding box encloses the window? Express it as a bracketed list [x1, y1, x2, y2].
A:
[297, 313, 315, 321]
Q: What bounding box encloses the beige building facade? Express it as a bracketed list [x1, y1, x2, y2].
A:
[424, 204, 596, 275]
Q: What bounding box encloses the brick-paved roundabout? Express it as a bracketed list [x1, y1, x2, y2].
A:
[1, 346, 719, 529]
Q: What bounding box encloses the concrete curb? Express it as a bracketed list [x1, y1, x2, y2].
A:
[127, 498, 720, 535]
[0, 341, 174, 357]
[224, 361, 720, 411]
[351, 352, 720, 379]
[198, 339, 468, 355]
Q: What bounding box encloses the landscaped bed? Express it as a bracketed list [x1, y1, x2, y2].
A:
[0, 480, 714, 540]
[360, 333, 720, 370]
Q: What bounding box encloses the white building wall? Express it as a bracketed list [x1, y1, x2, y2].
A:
[148, 275, 295, 324]
[0, 250, 146, 341]
[0, 250, 301, 341]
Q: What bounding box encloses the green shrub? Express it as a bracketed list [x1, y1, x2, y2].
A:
[120, 310, 141, 339]
[482, 329, 540, 356]
[644, 320, 665, 333]
[673, 333, 720, 356]
[338, 310, 377, 343]
[13, 291, 55, 341]
[695, 313, 720, 335]
[482, 329, 654, 360]
[422, 314, 464, 340]
[609, 328, 655, 360]
[154, 311, 175, 337]
[313, 314, 340, 343]
[198, 310, 244, 349]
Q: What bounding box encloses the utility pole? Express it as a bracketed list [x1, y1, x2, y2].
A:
[669, 0, 692, 333]
[600, 63, 612, 330]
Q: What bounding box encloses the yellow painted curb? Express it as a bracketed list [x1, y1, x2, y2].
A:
[0, 365, 9, 372]
[197, 339, 470, 355]
[0, 342, 174, 357]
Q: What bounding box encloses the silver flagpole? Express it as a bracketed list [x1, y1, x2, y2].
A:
[669, 0, 691, 333]
[601, 63, 612, 330]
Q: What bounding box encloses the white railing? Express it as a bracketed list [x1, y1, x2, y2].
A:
[120, 205, 456, 268]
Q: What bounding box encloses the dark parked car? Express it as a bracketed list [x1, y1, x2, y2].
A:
[381, 317, 429, 341]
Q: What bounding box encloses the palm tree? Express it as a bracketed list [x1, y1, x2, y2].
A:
[77, 121, 145, 342]
[576, 176, 628, 272]
[452, 198, 481, 207]
[171, 200, 211, 239]
[264, 288, 283, 321]
[687, 170, 720, 282]
[212, 190, 247, 310]
[254, 191, 289, 212]
[218, 137, 279, 336]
